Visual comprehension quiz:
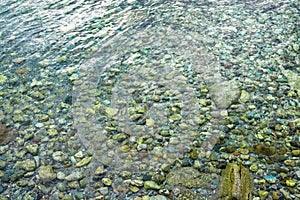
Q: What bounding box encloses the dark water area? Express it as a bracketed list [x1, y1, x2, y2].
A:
[0, 0, 300, 199]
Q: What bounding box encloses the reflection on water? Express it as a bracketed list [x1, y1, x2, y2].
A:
[0, 0, 299, 199]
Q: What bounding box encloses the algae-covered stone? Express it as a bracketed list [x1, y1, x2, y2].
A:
[25, 144, 39, 155]
[144, 181, 161, 190]
[0, 75, 7, 84]
[130, 186, 140, 193]
[47, 128, 58, 137]
[105, 107, 119, 118]
[102, 178, 112, 186]
[76, 157, 92, 167]
[219, 163, 253, 200]
[169, 114, 181, 122]
[286, 179, 296, 187]
[239, 90, 250, 103]
[38, 165, 56, 182]
[15, 159, 36, 171]
[258, 190, 269, 200]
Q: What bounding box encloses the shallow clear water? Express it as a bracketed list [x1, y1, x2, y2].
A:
[0, 0, 299, 199]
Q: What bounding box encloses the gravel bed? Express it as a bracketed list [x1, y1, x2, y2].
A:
[0, 0, 299, 199]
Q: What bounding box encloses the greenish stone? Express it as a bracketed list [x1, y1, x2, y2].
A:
[281, 69, 300, 96]
[80, 178, 89, 188]
[65, 170, 83, 181]
[249, 164, 258, 172]
[15, 159, 36, 171]
[131, 180, 144, 187]
[62, 194, 72, 200]
[293, 44, 299, 51]
[0, 160, 6, 169]
[38, 165, 56, 182]
[76, 157, 92, 167]
[166, 167, 211, 188]
[0, 195, 8, 200]
[47, 128, 58, 137]
[55, 55, 67, 62]
[105, 107, 118, 118]
[102, 178, 112, 186]
[189, 149, 198, 160]
[68, 181, 79, 189]
[16, 180, 28, 187]
[161, 164, 170, 172]
[136, 105, 147, 113]
[57, 182, 67, 192]
[130, 186, 140, 193]
[219, 163, 253, 200]
[25, 144, 39, 155]
[144, 181, 161, 190]
[286, 179, 296, 187]
[120, 145, 131, 152]
[195, 116, 206, 125]
[292, 150, 300, 156]
[95, 166, 105, 176]
[209, 79, 241, 109]
[169, 114, 181, 122]
[10, 170, 25, 182]
[160, 130, 170, 136]
[146, 118, 155, 126]
[258, 190, 269, 200]
[239, 90, 250, 103]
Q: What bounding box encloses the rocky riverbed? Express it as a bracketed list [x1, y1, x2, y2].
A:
[0, 0, 299, 199]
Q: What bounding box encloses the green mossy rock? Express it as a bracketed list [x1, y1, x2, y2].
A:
[219, 163, 253, 200]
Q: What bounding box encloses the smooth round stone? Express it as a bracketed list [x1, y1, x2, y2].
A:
[102, 178, 112, 186]
[292, 150, 300, 156]
[76, 157, 92, 167]
[144, 181, 161, 190]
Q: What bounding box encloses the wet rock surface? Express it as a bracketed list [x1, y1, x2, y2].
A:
[219, 163, 253, 200]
